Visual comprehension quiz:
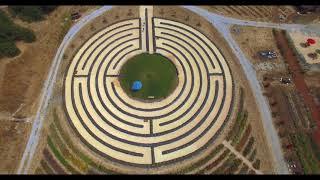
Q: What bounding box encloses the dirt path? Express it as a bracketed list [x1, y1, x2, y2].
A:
[274, 30, 320, 145]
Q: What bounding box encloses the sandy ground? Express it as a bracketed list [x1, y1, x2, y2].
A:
[0, 6, 97, 173]
[230, 26, 287, 74]
[288, 31, 320, 64]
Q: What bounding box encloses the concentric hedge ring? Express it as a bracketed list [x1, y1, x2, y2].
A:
[64, 17, 234, 166]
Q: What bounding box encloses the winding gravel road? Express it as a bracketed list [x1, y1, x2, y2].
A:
[17, 5, 316, 174]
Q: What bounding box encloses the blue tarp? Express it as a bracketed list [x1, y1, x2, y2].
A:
[131, 81, 142, 91]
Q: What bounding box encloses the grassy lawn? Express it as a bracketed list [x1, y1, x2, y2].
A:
[119, 53, 178, 100]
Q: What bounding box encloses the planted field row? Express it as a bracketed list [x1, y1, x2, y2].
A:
[229, 110, 248, 146]
[290, 132, 320, 173]
[226, 88, 248, 144]
[47, 136, 80, 174]
[236, 124, 252, 152]
[238, 164, 250, 174]
[176, 144, 225, 174]
[287, 91, 313, 129]
[242, 136, 255, 157]
[49, 123, 88, 172]
[36, 109, 119, 174]
[215, 6, 273, 19]
[51, 109, 118, 174]
[196, 149, 231, 174]
[210, 154, 236, 174]
[43, 148, 66, 174]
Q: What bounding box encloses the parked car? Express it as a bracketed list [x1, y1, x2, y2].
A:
[258, 50, 277, 59]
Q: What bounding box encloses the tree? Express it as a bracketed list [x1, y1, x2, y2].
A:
[308, 52, 318, 60]
[8, 6, 57, 22]
[0, 10, 36, 58]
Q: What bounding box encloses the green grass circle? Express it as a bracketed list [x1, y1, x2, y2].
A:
[119, 53, 178, 101]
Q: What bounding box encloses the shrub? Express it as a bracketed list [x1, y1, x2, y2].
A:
[8, 6, 57, 22]
[242, 137, 255, 157]
[0, 41, 20, 58]
[252, 159, 261, 169]
[0, 10, 36, 58]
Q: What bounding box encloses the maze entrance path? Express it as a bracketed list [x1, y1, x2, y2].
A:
[64, 6, 234, 167]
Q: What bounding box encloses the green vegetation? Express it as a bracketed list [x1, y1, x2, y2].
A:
[52, 109, 118, 174]
[197, 149, 231, 174]
[248, 148, 257, 162]
[212, 154, 236, 174]
[59, 12, 73, 41]
[290, 132, 320, 173]
[238, 88, 245, 113]
[35, 167, 45, 174]
[236, 125, 252, 151]
[227, 110, 248, 145]
[8, 6, 56, 22]
[47, 136, 80, 174]
[226, 87, 249, 146]
[239, 164, 249, 174]
[0, 10, 35, 58]
[223, 158, 242, 174]
[176, 144, 225, 174]
[120, 53, 178, 100]
[40, 159, 54, 174]
[252, 159, 261, 170]
[242, 137, 255, 157]
[309, 136, 320, 161]
[49, 123, 88, 172]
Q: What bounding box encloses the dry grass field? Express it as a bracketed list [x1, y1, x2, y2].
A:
[0, 6, 97, 173]
[202, 6, 296, 23]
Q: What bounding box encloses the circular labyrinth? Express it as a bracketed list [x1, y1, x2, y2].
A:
[64, 17, 234, 167]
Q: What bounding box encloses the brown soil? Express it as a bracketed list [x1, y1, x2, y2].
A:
[201, 6, 296, 23]
[231, 26, 287, 74]
[274, 30, 320, 147]
[0, 120, 31, 173]
[0, 6, 97, 173]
